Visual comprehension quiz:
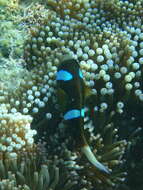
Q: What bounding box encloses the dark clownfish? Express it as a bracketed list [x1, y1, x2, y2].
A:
[56, 55, 110, 175]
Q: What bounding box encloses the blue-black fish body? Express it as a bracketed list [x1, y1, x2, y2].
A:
[56, 56, 110, 175]
[57, 58, 85, 145]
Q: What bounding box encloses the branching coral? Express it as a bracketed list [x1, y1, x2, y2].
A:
[0, 16, 27, 58]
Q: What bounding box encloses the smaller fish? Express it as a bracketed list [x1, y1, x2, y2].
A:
[56, 55, 110, 175]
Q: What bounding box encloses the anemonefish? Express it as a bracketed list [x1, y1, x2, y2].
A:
[56, 55, 110, 175]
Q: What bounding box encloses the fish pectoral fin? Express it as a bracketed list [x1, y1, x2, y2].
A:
[57, 88, 68, 112]
[84, 85, 95, 100]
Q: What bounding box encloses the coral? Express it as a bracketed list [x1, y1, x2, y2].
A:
[18, 3, 51, 26]
[0, 0, 20, 9]
[0, 21, 26, 58]
[0, 0, 143, 189]
[0, 58, 27, 92]
[0, 3, 28, 59]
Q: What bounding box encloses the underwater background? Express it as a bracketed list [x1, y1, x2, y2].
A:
[0, 0, 143, 189]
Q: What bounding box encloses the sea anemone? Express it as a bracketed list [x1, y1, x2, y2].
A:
[0, 0, 143, 189]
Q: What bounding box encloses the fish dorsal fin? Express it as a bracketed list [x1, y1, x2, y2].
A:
[57, 88, 68, 113]
[60, 54, 75, 63]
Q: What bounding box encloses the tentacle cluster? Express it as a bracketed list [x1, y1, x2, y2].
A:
[0, 0, 142, 189]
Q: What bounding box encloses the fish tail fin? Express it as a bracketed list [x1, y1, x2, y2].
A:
[81, 144, 110, 175]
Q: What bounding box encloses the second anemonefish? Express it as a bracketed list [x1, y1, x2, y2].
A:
[56, 55, 110, 175]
